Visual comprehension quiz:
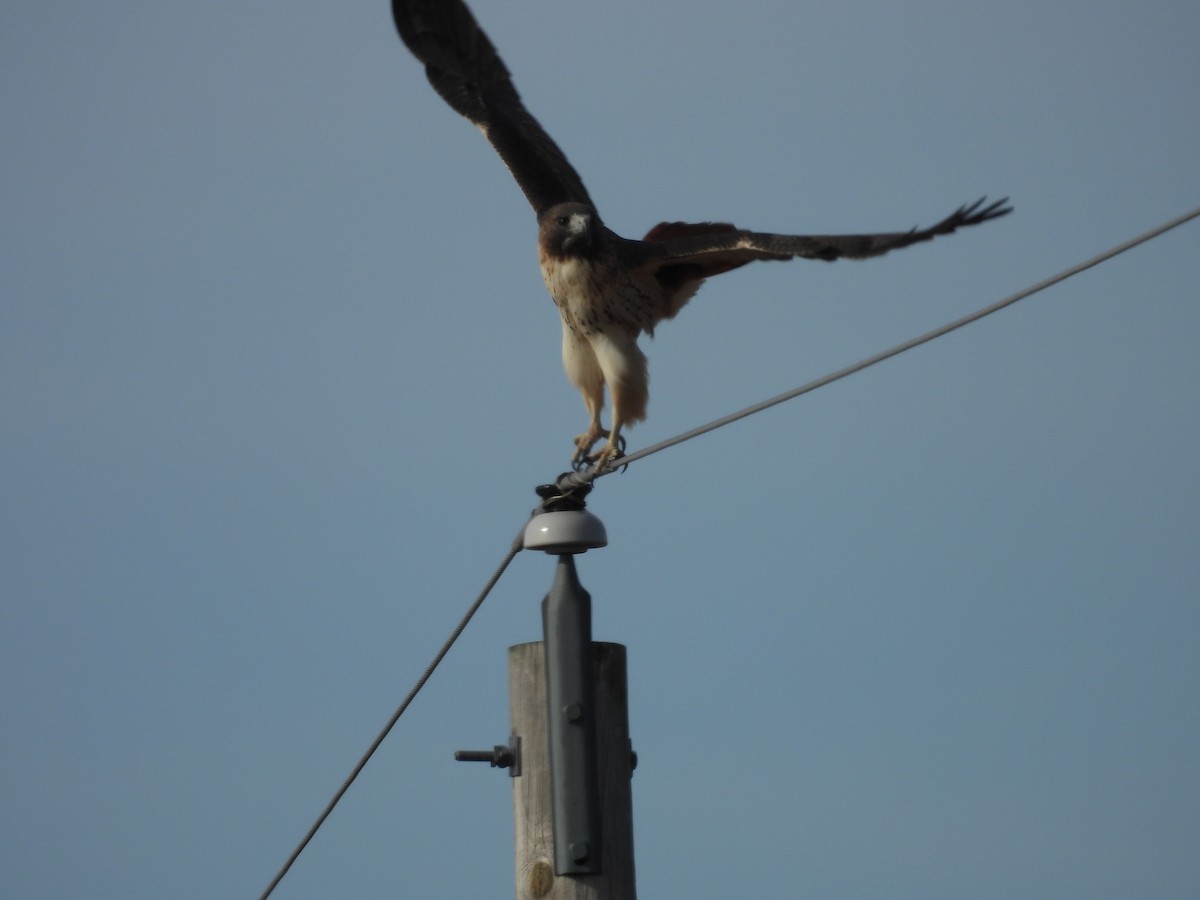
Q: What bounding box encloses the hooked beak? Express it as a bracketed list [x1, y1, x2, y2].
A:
[562, 212, 592, 251]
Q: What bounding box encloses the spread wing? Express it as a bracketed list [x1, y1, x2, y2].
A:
[392, 0, 594, 216]
[633, 197, 1012, 278]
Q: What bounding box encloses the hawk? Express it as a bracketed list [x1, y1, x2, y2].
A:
[391, 0, 1010, 470]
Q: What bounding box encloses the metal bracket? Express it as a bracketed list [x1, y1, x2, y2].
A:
[542, 553, 602, 874]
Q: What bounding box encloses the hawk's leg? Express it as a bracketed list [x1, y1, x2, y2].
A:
[563, 326, 643, 471]
[571, 390, 606, 468]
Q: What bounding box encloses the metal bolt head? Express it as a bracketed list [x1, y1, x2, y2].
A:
[562, 702, 584, 723]
[569, 841, 590, 864]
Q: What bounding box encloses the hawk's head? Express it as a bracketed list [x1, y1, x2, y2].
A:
[538, 202, 597, 258]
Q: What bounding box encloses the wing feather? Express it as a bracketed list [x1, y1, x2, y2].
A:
[392, 0, 594, 215]
[634, 197, 1012, 277]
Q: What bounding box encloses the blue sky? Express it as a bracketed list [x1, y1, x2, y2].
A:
[3, 1, 1198, 897]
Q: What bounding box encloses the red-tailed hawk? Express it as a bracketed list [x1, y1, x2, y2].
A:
[392, 0, 1010, 470]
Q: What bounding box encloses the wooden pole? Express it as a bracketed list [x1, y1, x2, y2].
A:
[509, 641, 636, 900]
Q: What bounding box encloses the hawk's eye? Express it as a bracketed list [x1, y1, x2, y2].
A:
[557, 215, 570, 227]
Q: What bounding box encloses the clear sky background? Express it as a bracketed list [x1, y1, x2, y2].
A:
[3, 1, 1198, 897]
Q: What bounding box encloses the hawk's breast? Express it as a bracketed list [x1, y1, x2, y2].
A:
[540, 252, 660, 337]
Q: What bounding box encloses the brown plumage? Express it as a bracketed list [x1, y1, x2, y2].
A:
[392, 0, 1011, 469]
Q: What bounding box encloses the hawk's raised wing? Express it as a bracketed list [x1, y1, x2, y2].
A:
[392, 0, 595, 216]
[632, 197, 1012, 279]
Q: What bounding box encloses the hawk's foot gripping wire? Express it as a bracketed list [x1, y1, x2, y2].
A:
[572, 433, 626, 473]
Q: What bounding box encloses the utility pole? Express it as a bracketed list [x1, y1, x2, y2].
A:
[458, 478, 636, 899]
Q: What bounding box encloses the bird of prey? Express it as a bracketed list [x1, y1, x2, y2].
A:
[391, 0, 1010, 471]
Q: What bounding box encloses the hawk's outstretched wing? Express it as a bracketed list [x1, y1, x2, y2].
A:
[633, 197, 1012, 279]
[392, 0, 595, 216]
